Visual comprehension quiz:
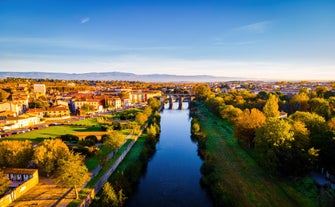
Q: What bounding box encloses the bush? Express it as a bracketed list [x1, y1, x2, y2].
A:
[83, 135, 98, 146]
[60, 134, 79, 143]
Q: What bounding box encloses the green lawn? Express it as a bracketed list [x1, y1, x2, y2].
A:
[85, 145, 111, 171]
[85, 139, 133, 188]
[196, 103, 318, 207]
[8, 125, 102, 141]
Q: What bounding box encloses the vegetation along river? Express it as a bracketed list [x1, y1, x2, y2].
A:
[127, 102, 212, 207]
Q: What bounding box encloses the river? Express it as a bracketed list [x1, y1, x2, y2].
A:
[127, 102, 212, 207]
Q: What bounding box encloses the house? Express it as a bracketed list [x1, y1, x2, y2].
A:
[0, 101, 26, 116]
[27, 108, 45, 118]
[130, 90, 144, 104]
[45, 106, 70, 118]
[73, 99, 104, 112]
[0, 168, 39, 207]
[143, 90, 162, 102]
[5, 115, 40, 130]
[33, 84, 46, 98]
[105, 97, 122, 109]
[279, 111, 288, 119]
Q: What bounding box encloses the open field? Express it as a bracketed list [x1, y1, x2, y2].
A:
[196, 103, 318, 207]
[8, 125, 102, 141]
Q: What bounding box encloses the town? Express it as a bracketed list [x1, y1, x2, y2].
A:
[1, 77, 335, 206]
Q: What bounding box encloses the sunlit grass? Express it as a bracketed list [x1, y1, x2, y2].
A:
[8, 125, 102, 141]
[196, 103, 318, 207]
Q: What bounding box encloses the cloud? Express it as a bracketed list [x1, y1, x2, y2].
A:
[80, 17, 90, 24]
[235, 21, 272, 33]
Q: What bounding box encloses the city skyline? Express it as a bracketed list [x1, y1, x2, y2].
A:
[0, 0, 334, 80]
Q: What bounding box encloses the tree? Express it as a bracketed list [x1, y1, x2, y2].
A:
[100, 182, 127, 207]
[147, 98, 161, 111]
[56, 152, 89, 199]
[127, 121, 141, 135]
[289, 92, 310, 113]
[191, 118, 201, 135]
[311, 86, 329, 98]
[0, 140, 33, 168]
[83, 135, 98, 146]
[235, 108, 266, 148]
[289, 111, 327, 137]
[263, 94, 280, 118]
[0, 170, 11, 195]
[309, 97, 330, 120]
[219, 105, 242, 124]
[135, 112, 148, 126]
[81, 104, 95, 114]
[327, 117, 335, 130]
[29, 98, 49, 110]
[255, 118, 294, 174]
[194, 84, 213, 101]
[143, 106, 152, 116]
[103, 131, 125, 152]
[33, 139, 71, 176]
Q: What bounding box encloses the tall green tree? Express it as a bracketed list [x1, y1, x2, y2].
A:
[289, 111, 327, 137]
[255, 118, 294, 174]
[219, 105, 242, 124]
[309, 97, 330, 120]
[103, 131, 125, 152]
[194, 84, 213, 101]
[235, 108, 266, 148]
[33, 139, 71, 176]
[0, 140, 33, 168]
[147, 98, 161, 111]
[56, 152, 89, 199]
[289, 92, 310, 113]
[263, 94, 280, 118]
[135, 112, 148, 126]
[100, 182, 127, 207]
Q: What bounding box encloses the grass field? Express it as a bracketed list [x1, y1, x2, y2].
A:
[8, 125, 102, 141]
[196, 103, 318, 207]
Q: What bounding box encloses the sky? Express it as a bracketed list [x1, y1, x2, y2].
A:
[0, 0, 334, 80]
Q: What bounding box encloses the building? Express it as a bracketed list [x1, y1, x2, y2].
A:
[143, 90, 162, 102]
[74, 99, 104, 112]
[130, 90, 144, 104]
[0, 168, 39, 207]
[4, 115, 40, 130]
[0, 102, 26, 117]
[45, 106, 70, 118]
[33, 84, 46, 98]
[105, 97, 122, 109]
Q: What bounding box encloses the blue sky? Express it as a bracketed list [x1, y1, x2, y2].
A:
[0, 0, 334, 80]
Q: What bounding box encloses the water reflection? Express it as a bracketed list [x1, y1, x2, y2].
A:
[127, 102, 212, 207]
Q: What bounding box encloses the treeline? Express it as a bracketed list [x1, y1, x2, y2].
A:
[91, 98, 162, 207]
[194, 84, 335, 177]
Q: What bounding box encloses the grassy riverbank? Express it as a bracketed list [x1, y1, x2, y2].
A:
[194, 103, 318, 207]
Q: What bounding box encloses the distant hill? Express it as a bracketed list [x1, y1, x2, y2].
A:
[0, 71, 241, 82]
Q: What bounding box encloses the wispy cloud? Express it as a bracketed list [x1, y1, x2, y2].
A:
[0, 37, 179, 52]
[235, 21, 272, 33]
[80, 17, 90, 24]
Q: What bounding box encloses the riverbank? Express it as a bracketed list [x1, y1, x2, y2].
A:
[193, 102, 318, 207]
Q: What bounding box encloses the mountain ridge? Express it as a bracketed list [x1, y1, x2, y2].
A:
[0, 71, 241, 82]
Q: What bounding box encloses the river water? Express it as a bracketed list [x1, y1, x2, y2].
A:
[127, 102, 212, 207]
